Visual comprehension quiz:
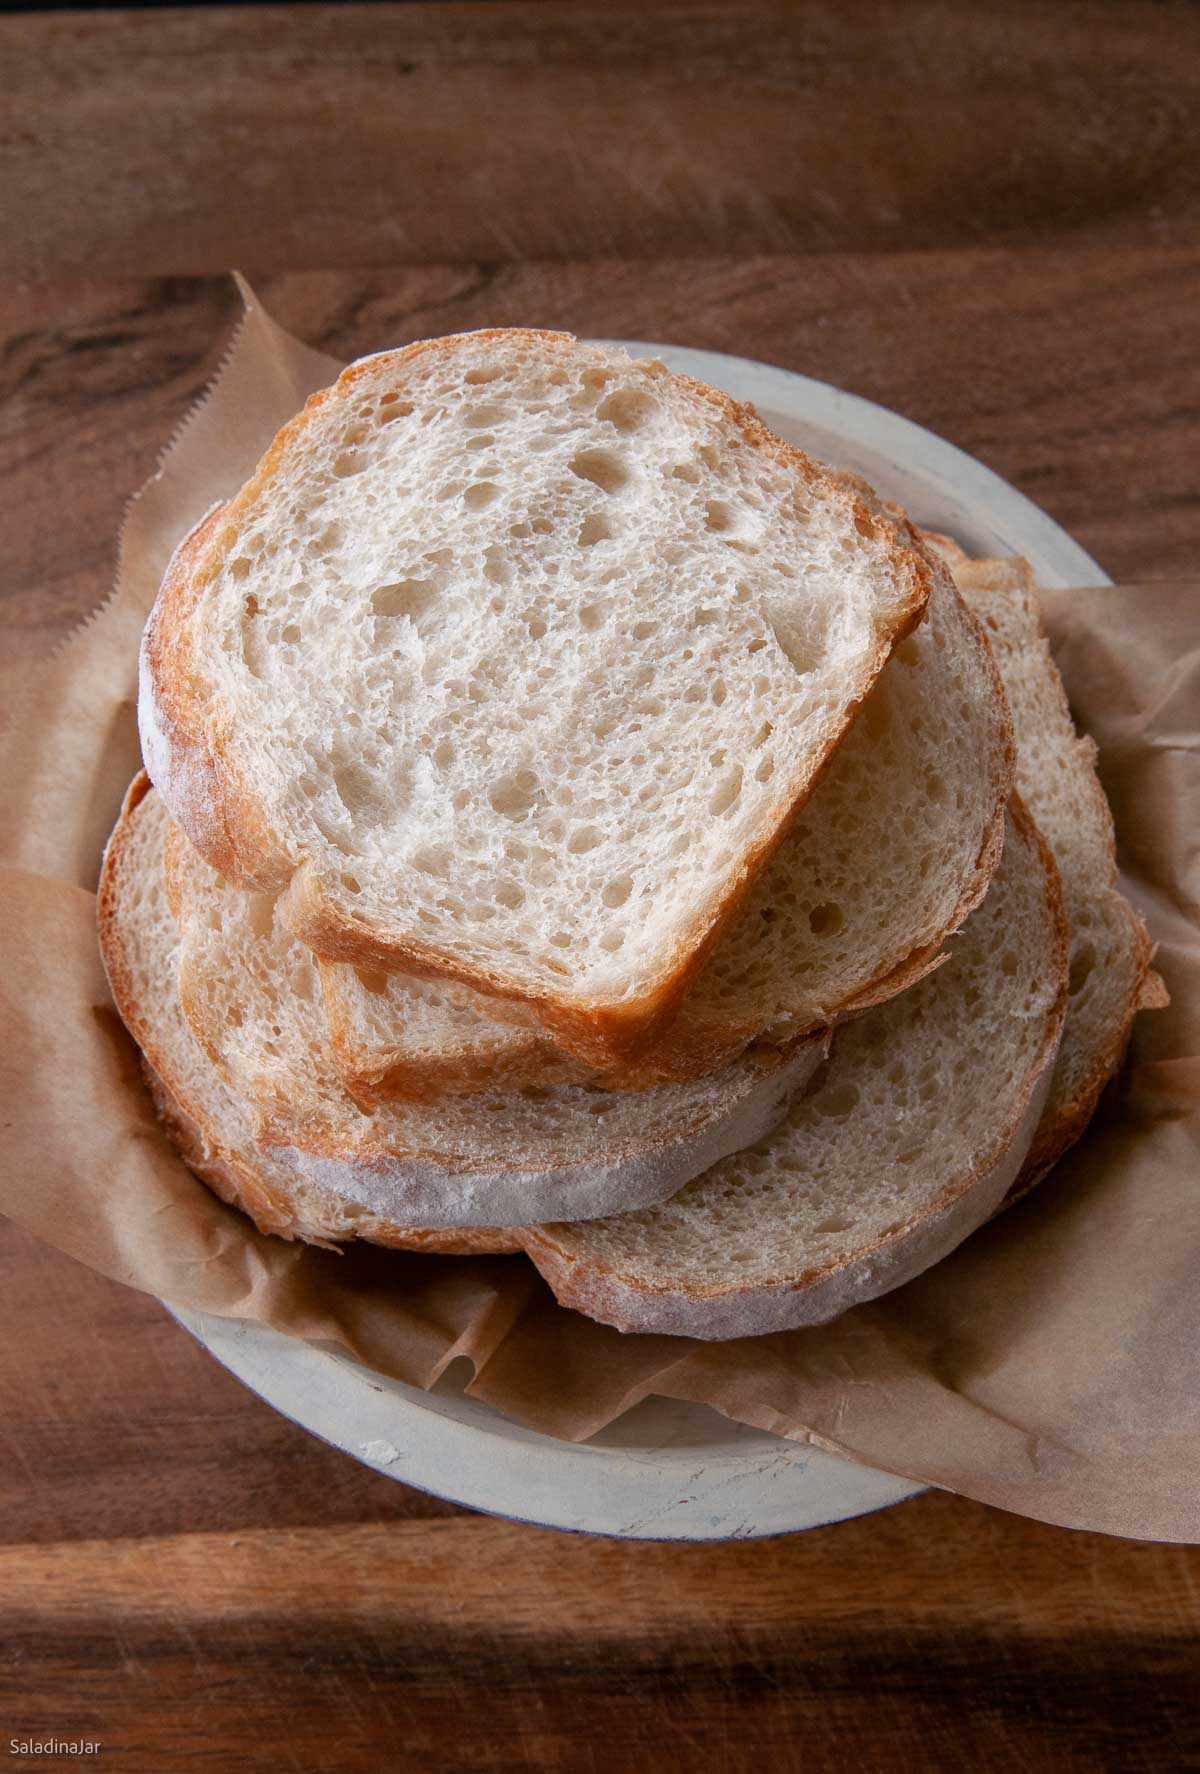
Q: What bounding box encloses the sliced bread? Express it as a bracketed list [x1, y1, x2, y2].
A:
[98, 776, 518, 1253]
[519, 798, 1069, 1338]
[931, 546, 1166, 1188]
[311, 560, 1012, 1102]
[130, 796, 1066, 1311]
[139, 331, 933, 1066]
[146, 787, 826, 1228]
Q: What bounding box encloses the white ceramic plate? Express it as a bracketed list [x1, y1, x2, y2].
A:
[165, 346, 1110, 1540]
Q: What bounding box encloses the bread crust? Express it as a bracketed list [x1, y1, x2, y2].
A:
[146, 1065, 522, 1254]
[937, 547, 1166, 1203]
[310, 561, 1009, 1096]
[520, 796, 1071, 1338]
[140, 331, 933, 1067]
[110, 778, 830, 1228]
[152, 538, 1009, 1100]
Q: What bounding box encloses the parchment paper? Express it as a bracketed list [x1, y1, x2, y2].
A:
[2, 279, 1197, 1541]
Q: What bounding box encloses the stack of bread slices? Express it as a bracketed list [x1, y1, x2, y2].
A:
[99, 331, 1162, 1339]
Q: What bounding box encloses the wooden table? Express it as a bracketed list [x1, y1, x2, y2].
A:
[3, 5, 1199, 1768]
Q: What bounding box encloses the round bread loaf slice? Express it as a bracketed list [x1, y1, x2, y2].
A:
[137, 789, 825, 1228]
[928, 545, 1166, 1195]
[139, 331, 932, 1066]
[519, 799, 1069, 1338]
[316, 562, 1012, 1102]
[135, 795, 1067, 1318]
[97, 778, 517, 1252]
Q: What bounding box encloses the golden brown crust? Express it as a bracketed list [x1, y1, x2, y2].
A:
[143, 330, 933, 1068]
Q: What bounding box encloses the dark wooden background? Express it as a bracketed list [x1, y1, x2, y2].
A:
[3, 4, 1200, 1769]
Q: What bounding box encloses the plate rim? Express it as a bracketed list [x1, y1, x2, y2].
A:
[159, 345, 1109, 1539]
[165, 1301, 926, 1541]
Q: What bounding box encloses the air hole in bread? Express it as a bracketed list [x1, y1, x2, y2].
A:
[579, 513, 611, 548]
[597, 388, 657, 433]
[705, 500, 734, 534]
[413, 845, 453, 879]
[568, 825, 601, 856]
[599, 930, 624, 952]
[813, 1215, 854, 1236]
[371, 579, 437, 622]
[465, 403, 509, 428]
[353, 968, 389, 996]
[631, 619, 656, 640]
[711, 680, 727, 707]
[341, 873, 361, 894]
[482, 546, 509, 585]
[333, 454, 364, 479]
[569, 448, 628, 494]
[709, 766, 743, 818]
[333, 764, 382, 824]
[489, 771, 539, 819]
[463, 482, 499, 510]
[579, 602, 606, 632]
[808, 901, 844, 938]
[602, 875, 633, 909]
[231, 557, 251, 581]
[1000, 951, 1018, 977]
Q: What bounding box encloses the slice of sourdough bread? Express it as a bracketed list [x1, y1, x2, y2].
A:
[316, 559, 1012, 1102]
[148, 788, 826, 1228]
[130, 797, 1066, 1310]
[139, 331, 933, 1066]
[519, 798, 1069, 1338]
[97, 776, 518, 1253]
[932, 547, 1166, 1189]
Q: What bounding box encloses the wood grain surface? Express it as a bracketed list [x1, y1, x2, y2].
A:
[5, 1, 1200, 277]
[3, 4, 1200, 1770]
